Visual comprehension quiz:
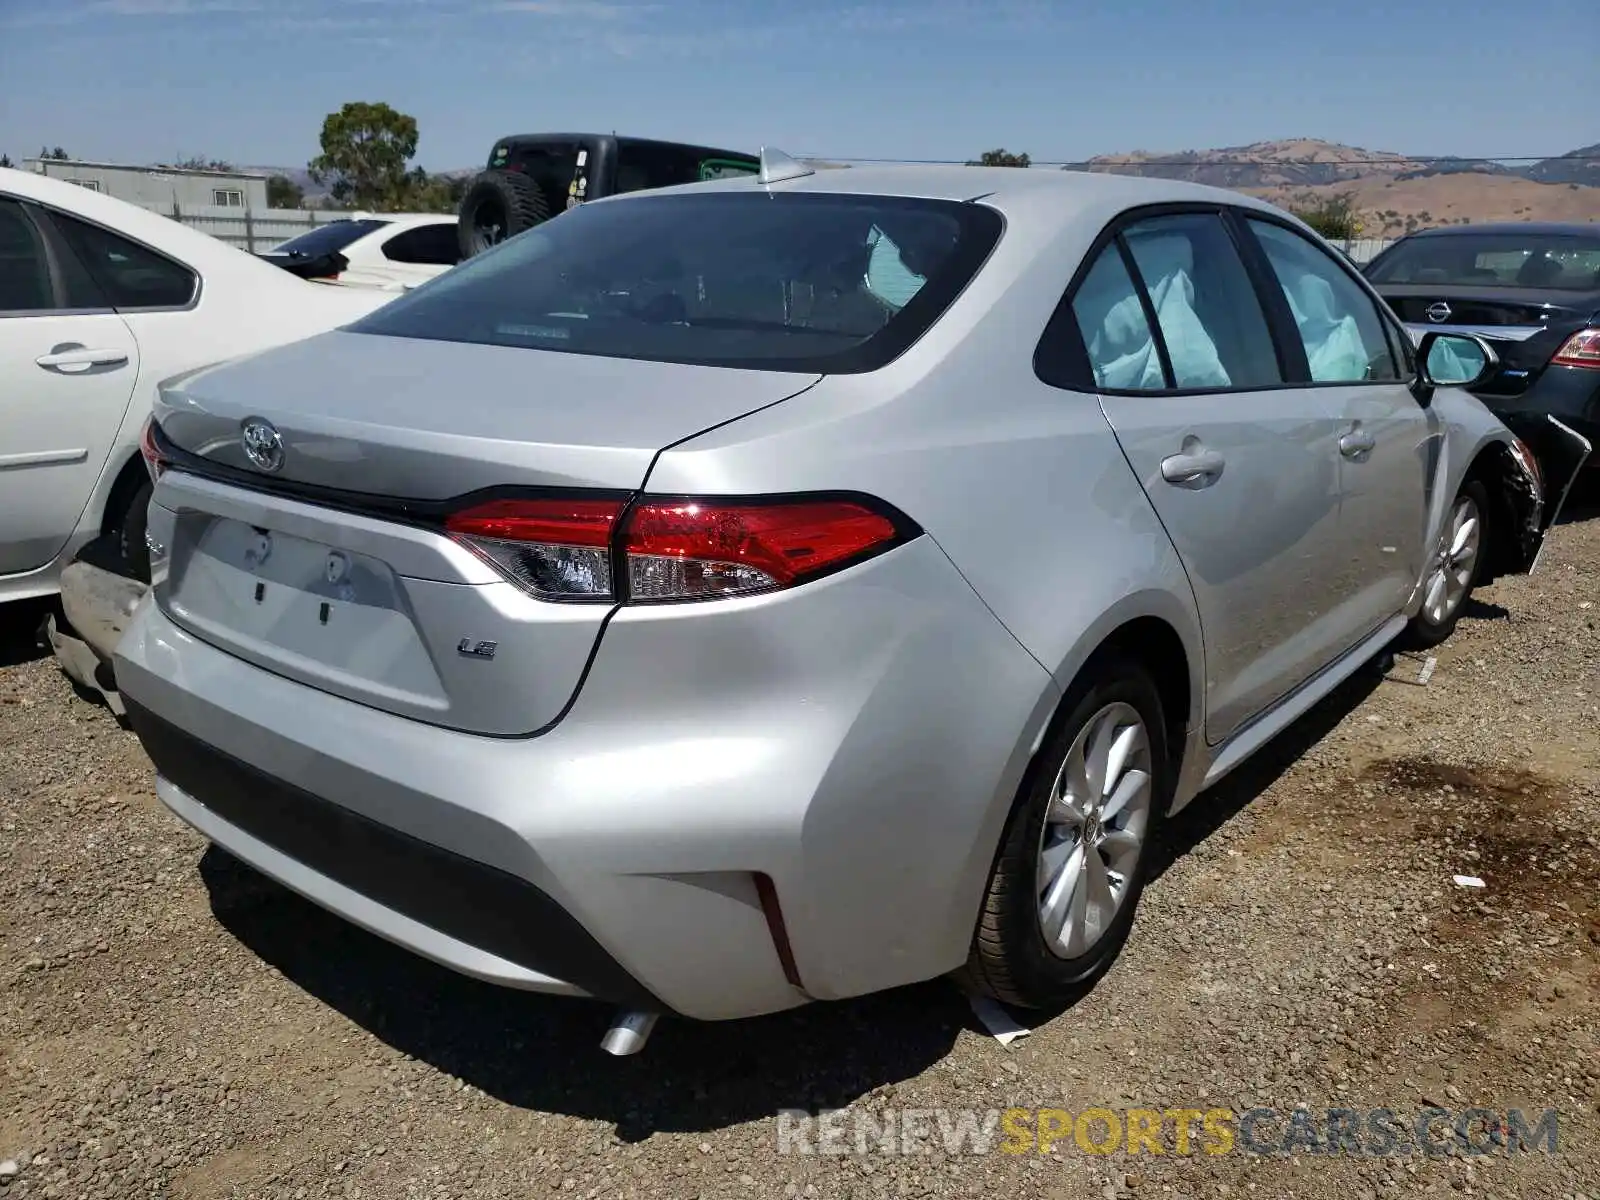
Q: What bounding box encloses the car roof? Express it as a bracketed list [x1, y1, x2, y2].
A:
[0, 165, 296, 276]
[1399, 221, 1600, 238]
[346, 212, 459, 230]
[595, 162, 1291, 219]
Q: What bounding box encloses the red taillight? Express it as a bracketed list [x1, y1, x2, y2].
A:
[1551, 327, 1600, 369]
[445, 497, 624, 602]
[139, 415, 168, 482]
[444, 494, 908, 604]
[622, 499, 902, 602]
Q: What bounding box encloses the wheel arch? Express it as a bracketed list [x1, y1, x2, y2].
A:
[1460, 438, 1540, 582]
[98, 451, 150, 540]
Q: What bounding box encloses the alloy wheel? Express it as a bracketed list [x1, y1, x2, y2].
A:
[1423, 494, 1481, 626]
[1036, 701, 1153, 959]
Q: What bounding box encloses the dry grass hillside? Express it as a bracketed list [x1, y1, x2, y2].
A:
[1079, 138, 1599, 235]
[1250, 174, 1600, 237]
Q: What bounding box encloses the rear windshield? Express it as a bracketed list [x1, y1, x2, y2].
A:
[1366, 232, 1600, 291]
[268, 218, 390, 257]
[347, 192, 1002, 372]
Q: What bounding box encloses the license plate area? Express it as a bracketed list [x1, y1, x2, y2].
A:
[165, 517, 448, 708]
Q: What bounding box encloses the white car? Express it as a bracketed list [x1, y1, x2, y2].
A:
[258, 213, 462, 292]
[0, 166, 392, 606]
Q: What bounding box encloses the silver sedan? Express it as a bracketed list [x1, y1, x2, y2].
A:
[113, 152, 1559, 1053]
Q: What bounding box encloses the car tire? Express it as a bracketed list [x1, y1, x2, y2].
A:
[112, 477, 153, 584]
[456, 169, 551, 259]
[1399, 478, 1490, 650]
[960, 656, 1171, 1010]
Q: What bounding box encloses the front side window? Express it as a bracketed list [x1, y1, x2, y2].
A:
[349, 192, 1001, 373]
[0, 199, 54, 313]
[50, 210, 197, 309]
[1249, 219, 1400, 384]
[212, 188, 244, 208]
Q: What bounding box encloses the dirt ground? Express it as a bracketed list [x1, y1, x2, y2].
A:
[2, 509, 1597, 1200]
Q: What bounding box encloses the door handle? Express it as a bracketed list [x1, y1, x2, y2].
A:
[1160, 448, 1226, 487]
[36, 345, 129, 373]
[1339, 430, 1376, 458]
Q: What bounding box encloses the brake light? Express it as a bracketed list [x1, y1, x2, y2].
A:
[446, 497, 623, 601]
[1552, 327, 1600, 369]
[139, 416, 168, 482]
[623, 499, 902, 602]
[445, 494, 910, 603]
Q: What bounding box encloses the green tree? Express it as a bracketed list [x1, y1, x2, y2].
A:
[399, 169, 469, 213]
[39, 146, 70, 161]
[167, 155, 235, 171]
[968, 148, 1031, 168]
[266, 174, 305, 209]
[1289, 191, 1363, 240]
[0, 153, 12, 169]
[308, 101, 420, 209]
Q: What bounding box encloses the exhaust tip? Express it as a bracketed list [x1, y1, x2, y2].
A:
[600, 1010, 658, 1056]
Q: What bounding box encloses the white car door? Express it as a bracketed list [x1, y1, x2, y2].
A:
[1070, 210, 1348, 743]
[1243, 217, 1432, 645]
[0, 197, 140, 578]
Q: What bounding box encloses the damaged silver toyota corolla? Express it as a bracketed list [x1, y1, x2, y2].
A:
[59, 156, 1591, 1055]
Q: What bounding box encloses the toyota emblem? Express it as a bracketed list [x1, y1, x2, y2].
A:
[240, 417, 285, 473]
[1425, 301, 1452, 323]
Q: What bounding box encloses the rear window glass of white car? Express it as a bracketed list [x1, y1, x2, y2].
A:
[50, 212, 197, 309]
[1365, 231, 1600, 291]
[382, 223, 461, 266]
[272, 219, 390, 258]
[348, 192, 1003, 373]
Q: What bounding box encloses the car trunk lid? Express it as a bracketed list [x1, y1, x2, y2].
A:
[1376, 284, 1597, 398]
[149, 331, 820, 735]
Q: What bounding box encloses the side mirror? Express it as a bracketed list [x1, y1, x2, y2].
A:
[1412, 331, 1498, 403]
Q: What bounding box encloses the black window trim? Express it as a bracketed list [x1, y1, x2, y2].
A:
[1036, 200, 1419, 398]
[27, 200, 202, 315]
[0, 197, 102, 319]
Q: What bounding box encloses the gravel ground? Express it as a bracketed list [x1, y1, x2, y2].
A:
[2, 509, 1597, 1200]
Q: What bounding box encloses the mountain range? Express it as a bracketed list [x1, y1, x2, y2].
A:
[248, 139, 1597, 234]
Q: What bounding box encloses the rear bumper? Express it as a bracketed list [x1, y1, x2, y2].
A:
[113, 536, 1056, 1021]
[1479, 366, 1600, 462]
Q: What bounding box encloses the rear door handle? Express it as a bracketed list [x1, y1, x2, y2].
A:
[1339, 430, 1376, 458]
[1160, 448, 1226, 487]
[36, 346, 130, 373]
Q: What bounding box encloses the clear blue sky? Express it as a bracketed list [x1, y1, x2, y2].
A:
[1, 0, 1592, 172]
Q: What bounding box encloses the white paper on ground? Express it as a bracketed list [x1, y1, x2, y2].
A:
[1453, 874, 1486, 888]
[968, 993, 1032, 1046]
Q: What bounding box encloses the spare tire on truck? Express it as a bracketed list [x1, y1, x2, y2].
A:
[456, 168, 550, 259]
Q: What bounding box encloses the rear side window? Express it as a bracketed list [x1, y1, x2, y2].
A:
[349, 192, 1003, 373]
[1121, 214, 1282, 390]
[0, 200, 53, 313]
[1248, 219, 1400, 384]
[612, 142, 759, 194]
[1069, 243, 1164, 390]
[1065, 212, 1282, 392]
[382, 223, 461, 266]
[50, 211, 197, 309]
[270, 219, 390, 258]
